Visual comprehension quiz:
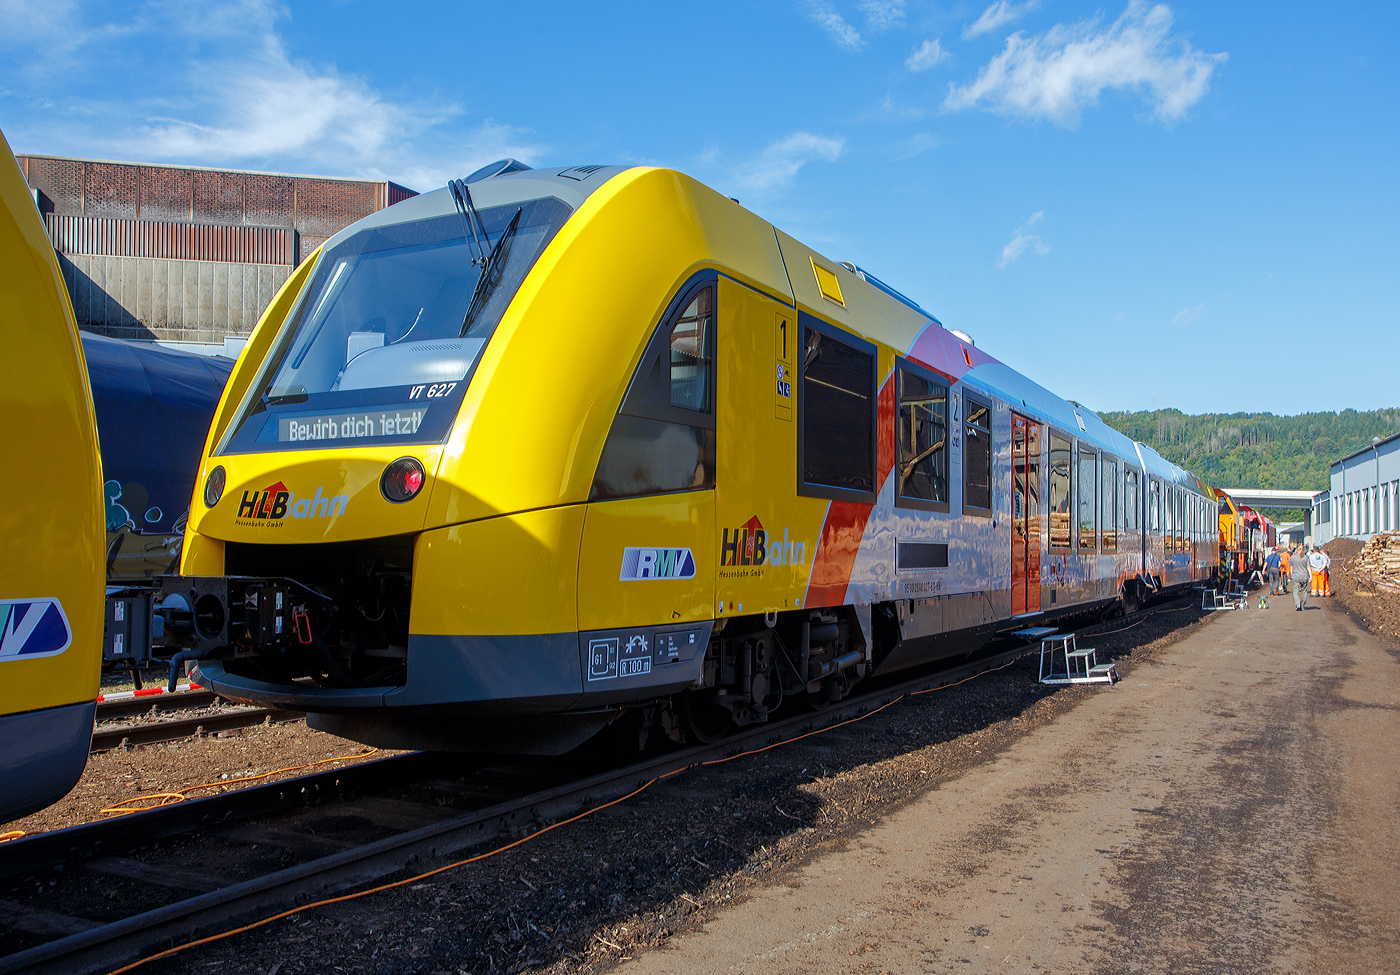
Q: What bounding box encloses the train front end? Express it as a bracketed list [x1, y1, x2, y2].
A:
[163, 165, 735, 753]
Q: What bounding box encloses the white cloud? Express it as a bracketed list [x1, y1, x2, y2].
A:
[963, 0, 1040, 40]
[1171, 303, 1206, 327]
[11, 1, 545, 187]
[736, 132, 845, 193]
[998, 211, 1049, 268]
[946, 1, 1227, 127]
[859, 0, 906, 31]
[808, 1, 865, 51]
[906, 39, 949, 72]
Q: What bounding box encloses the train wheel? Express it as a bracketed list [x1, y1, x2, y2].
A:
[681, 693, 732, 744]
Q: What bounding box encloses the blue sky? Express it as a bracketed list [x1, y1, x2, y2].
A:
[3, 1, 1396, 415]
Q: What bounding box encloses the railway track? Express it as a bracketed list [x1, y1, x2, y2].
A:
[92, 690, 303, 753]
[0, 596, 1199, 975]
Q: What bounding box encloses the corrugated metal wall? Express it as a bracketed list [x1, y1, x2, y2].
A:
[47, 214, 296, 265]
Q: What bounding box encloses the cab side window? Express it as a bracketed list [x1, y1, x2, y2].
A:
[591, 276, 716, 501]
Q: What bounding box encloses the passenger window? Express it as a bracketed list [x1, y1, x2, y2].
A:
[1102, 458, 1118, 552]
[1149, 478, 1161, 533]
[1125, 468, 1139, 532]
[896, 362, 949, 510]
[963, 395, 993, 514]
[1078, 445, 1097, 551]
[1048, 433, 1072, 552]
[800, 318, 875, 501]
[591, 276, 716, 501]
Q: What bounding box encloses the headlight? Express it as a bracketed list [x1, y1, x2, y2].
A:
[203, 466, 226, 508]
[381, 458, 426, 503]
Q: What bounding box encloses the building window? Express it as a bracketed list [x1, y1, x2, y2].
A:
[1103, 458, 1118, 552]
[1078, 444, 1097, 551]
[591, 274, 716, 501]
[895, 361, 949, 511]
[964, 394, 993, 514]
[799, 316, 876, 502]
[1049, 433, 1072, 552]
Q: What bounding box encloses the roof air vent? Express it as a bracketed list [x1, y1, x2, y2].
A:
[462, 158, 532, 182]
[558, 165, 607, 181]
[949, 328, 975, 347]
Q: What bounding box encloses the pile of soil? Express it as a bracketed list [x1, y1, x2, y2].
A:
[142, 601, 1219, 975]
[1326, 537, 1400, 642]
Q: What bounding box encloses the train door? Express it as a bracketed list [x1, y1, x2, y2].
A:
[577, 276, 717, 636]
[1011, 414, 1041, 615]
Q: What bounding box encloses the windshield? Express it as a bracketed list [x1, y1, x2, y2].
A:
[221, 196, 572, 454]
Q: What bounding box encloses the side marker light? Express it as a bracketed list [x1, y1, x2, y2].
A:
[204, 466, 226, 508]
[381, 458, 426, 503]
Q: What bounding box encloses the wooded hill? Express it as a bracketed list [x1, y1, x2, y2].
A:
[1097, 408, 1400, 523]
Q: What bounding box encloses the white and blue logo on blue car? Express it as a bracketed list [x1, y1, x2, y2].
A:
[0, 598, 73, 661]
[619, 547, 696, 581]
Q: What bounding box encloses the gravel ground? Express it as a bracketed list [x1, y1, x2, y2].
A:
[4, 720, 388, 837]
[124, 598, 1214, 975]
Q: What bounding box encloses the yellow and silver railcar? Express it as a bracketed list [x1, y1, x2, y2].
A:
[0, 131, 105, 822]
[160, 164, 1216, 751]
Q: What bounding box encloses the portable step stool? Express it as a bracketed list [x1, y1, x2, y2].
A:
[1201, 587, 1245, 611]
[1037, 632, 1117, 685]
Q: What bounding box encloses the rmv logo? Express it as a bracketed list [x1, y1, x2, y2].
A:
[0, 598, 72, 661]
[619, 547, 696, 581]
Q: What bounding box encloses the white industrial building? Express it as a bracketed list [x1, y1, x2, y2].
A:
[1311, 431, 1400, 544]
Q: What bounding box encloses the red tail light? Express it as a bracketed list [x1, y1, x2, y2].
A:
[381, 458, 426, 503]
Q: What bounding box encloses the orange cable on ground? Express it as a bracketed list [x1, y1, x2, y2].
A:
[103, 653, 1029, 974]
[99, 749, 380, 816]
[0, 830, 24, 843]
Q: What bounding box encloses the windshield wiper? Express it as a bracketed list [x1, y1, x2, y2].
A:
[461, 207, 522, 336]
[448, 179, 489, 267]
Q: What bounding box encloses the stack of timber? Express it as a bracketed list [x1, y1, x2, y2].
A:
[1354, 530, 1400, 592]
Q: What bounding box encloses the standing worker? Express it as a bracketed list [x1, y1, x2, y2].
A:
[1266, 546, 1282, 595]
[1291, 546, 1311, 610]
[1280, 546, 1292, 594]
[1317, 546, 1332, 596]
[1308, 545, 1328, 597]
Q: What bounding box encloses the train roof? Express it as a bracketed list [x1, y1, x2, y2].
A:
[321, 162, 1210, 497]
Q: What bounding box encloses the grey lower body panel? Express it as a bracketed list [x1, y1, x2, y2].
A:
[0, 701, 94, 825]
[198, 622, 714, 754]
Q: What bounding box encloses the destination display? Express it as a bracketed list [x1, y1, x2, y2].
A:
[278, 408, 428, 443]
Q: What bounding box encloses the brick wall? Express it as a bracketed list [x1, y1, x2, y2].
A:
[19, 155, 416, 246]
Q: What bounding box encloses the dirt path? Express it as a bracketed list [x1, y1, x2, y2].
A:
[616, 600, 1400, 975]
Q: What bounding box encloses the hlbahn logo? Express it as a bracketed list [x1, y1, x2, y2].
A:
[619, 547, 696, 581]
[0, 598, 72, 661]
[236, 481, 348, 526]
[720, 516, 806, 567]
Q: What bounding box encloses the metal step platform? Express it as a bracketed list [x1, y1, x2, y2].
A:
[1037, 633, 1117, 686]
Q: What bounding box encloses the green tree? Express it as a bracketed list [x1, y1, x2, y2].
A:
[1098, 408, 1400, 519]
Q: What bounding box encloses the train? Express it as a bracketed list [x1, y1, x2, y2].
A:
[0, 132, 106, 824]
[91, 335, 232, 683]
[131, 162, 1220, 754]
[1215, 489, 1276, 577]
